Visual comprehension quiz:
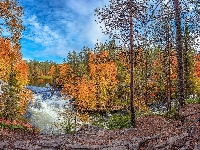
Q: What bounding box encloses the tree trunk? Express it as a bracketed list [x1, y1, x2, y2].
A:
[165, 23, 172, 112]
[145, 51, 148, 105]
[173, 0, 185, 107]
[183, 24, 190, 99]
[129, 0, 136, 126]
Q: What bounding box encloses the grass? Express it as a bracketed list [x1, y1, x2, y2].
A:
[185, 97, 200, 104]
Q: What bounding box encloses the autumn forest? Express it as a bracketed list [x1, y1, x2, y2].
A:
[0, 0, 200, 149]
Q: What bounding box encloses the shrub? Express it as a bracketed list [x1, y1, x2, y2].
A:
[107, 114, 132, 129]
[185, 98, 200, 104]
[92, 113, 132, 130]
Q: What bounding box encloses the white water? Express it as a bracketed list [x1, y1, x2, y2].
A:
[26, 93, 73, 134]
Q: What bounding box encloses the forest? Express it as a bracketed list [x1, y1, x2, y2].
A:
[0, 0, 200, 149]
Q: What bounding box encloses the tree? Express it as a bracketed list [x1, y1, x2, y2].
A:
[0, 0, 31, 121]
[173, 0, 185, 107]
[95, 0, 147, 126]
[183, 23, 196, 99]
[59, 50, 119, 112]
[146, 0, 200, 110]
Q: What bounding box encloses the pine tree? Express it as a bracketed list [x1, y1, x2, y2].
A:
[173, 0, 185, 107]
[95, 0, 147, 126]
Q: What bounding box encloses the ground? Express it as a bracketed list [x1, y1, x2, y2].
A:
[0, 104, 200, 150]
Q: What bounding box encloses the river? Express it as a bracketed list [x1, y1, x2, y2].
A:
[25, 85, 80, 135]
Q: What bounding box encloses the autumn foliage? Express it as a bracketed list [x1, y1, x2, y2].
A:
[25, 43, 200, 116]
[57, 51, 119, 112]
[0, 38, 32, 120]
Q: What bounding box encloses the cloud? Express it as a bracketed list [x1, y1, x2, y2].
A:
[26, 15, 59, 44]
[23, 15, 69, 58]
[66, 0, 108, 16]
[86, 17, 109, 46]
[84, 0, 111, 46]
[66, 0, 92, 16]
[20, 0, 112, 62]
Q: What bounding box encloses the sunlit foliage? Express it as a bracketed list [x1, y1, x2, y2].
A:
[0, 0, 32, 121]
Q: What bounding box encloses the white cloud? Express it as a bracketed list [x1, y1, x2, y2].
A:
[87, 17, 109, 46]
[66, 0, 109, 16]
[85, 0, 110, 46]
[22, 0, 112, 61]
[23, 15, 69, 58]
[67, 0, 91, 16]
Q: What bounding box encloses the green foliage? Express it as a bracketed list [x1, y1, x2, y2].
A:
[38, 76, 52, 80]
[63, 118, 75, 134]
[1, 68, 20, 121]
[26, 59, 57, 86]
[9, 124, 24, 130]
[107, 114, 132, 129]
[92, 113, 132, 130]
[91, 114, 108, 129]
[185, 97, 200, 104]
[135, 110, 153, 118]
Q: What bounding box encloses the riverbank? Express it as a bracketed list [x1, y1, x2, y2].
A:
[0, 104, 200, 149]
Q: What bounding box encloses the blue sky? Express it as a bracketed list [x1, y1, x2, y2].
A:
[18, 0, 109, 63]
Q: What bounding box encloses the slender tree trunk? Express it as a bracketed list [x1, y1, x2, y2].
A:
[129, 0, 136, 126]
[173, 0, 185, 107]
[145, 52, 148, 105]
[184, 37, 189, 98]
[184, 24, 189, 99]
[167, 42, 172, 112]
[165, 23, 172, 112]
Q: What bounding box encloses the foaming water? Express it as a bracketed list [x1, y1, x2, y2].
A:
[25, 86, 73, 134]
